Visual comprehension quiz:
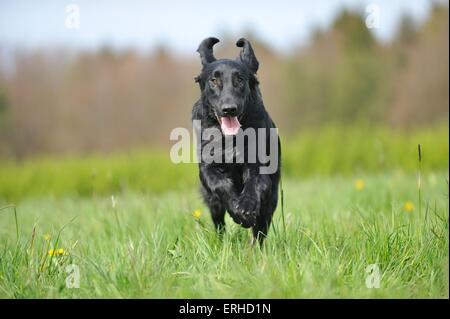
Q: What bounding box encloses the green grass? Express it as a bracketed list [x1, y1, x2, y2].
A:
[0, 171, 448, 298]
[0, 125, 448, 201]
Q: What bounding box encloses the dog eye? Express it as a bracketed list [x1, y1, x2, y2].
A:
[210, 77, 218, 86]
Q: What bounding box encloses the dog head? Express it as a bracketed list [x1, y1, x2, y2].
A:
[195, 37, 259, 135]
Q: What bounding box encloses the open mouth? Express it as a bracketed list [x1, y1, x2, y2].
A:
[219, 116, 241, 135]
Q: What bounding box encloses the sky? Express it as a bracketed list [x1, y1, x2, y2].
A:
[0, 0, 441, 55]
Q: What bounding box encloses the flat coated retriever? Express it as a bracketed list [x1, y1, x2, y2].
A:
[192, 37, 281, 243]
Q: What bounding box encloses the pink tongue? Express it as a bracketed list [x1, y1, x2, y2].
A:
[220, 116, 241, 135]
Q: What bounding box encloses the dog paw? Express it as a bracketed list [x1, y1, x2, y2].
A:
[231, 194, 259, 228]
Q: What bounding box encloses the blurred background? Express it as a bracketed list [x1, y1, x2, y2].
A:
[0, 0, 448, 200]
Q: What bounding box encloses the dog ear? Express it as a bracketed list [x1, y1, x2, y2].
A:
[197, 37, 219, 67]
[236, 38, 259, 74]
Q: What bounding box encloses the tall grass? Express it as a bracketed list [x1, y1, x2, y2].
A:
[283, 125, 448, 177]
[0, 172, 447, 298]
[0, 125, 448, 298]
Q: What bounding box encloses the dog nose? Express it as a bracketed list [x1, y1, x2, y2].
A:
[222, 105, 237, 116]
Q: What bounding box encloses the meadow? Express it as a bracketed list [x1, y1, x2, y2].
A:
[0, 126, 448, 298]
[0, 125, 448, 201]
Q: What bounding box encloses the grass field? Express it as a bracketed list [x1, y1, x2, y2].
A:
[0, 170, 448, 298]
[0, 125, 448, 201]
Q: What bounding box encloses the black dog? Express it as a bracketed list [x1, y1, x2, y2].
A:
[192, 37, 281, 243]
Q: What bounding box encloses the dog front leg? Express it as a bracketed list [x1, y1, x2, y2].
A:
[199, 164, 238, 207]
[200, 165, 257, 228]
[234, 165, 272, 228]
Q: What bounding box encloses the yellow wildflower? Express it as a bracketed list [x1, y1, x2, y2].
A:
[48, 248, 68, 256]
[43, 234, 51, 241]
[192, 209, 202, 219]
[403, 201, 414, 212]
[355, 179, 365, 191]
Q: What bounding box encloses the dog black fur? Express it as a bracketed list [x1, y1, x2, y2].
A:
[192, 37, 281, 243]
